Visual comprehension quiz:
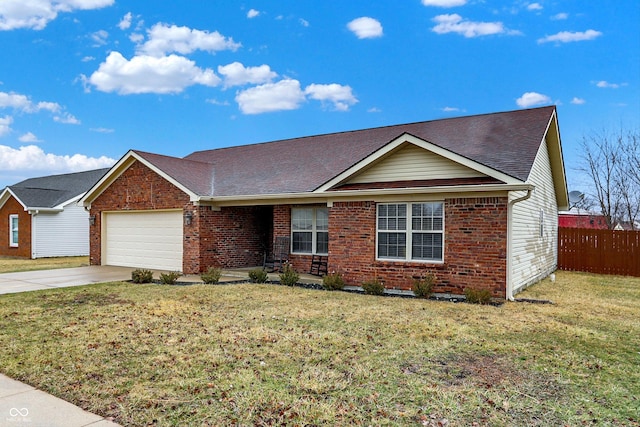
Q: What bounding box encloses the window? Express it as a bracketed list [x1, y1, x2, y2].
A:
[9, 214, 19, 247]
[291, 207, 328, 255]
[377, 202, 444, 262]
[539, 209, 544, 238]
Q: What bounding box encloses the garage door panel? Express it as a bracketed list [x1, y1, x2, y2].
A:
[104, 211, 183, 271]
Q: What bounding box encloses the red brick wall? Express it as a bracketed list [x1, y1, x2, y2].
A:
[184, 205, 269, 273]
[0, 196, 32, 258]
[90, 160, 269, 274]
[89, 161, 191, 267]
[328, 198, 508, 298]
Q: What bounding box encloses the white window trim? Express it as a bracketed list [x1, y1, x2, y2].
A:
[291, 207, 329, 255]
[376, 202, 445, 263]
[9, 214, 19, 247]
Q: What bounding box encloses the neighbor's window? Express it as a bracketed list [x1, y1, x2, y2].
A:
[291, 207, 328, 255]
[9, 214, 19, 247]
[377, 202, 444, 262]
[539, 209, 545, 238]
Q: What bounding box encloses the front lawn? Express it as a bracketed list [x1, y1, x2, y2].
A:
[0, 271, 638, 426]
[0, 256, 89, 273]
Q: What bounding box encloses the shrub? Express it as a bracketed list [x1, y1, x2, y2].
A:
[131, 269, 153, 284]
[412, 274, 436, 299]
[464, 288, 493, 305]
[279, 262, 299, 287]
[362, 278, 385, 295]
[201, 267, 222, 284]
[248, 268, 269, 283]
[159, 271, 181, 285]
[322, 272, 345, 291]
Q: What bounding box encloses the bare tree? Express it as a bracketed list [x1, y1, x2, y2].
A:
[578, 128, 640, 230]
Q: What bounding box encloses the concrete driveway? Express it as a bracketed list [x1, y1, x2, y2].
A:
[0, 266, 136, 295]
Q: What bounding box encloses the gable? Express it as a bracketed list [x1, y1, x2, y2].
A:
[345, 142, 487, 185]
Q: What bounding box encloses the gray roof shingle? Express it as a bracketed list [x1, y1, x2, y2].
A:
[137, 106, 557, 197]
[9, 168, 109, 208]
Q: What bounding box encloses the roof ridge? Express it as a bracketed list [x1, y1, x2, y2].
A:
[187, 106, 556, 157]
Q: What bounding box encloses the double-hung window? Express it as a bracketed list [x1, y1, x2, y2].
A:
[291, 207, 328, 255]
[377, 202, 444, 262]
[9, 214, 19, 247]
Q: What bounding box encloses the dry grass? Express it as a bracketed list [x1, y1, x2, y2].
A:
[0, 256, 89, 273]
[0, 271, 638, 426]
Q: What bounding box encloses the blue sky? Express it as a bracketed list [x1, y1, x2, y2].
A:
[1, 0, 638, 192]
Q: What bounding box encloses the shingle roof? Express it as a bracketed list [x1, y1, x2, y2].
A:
[139, 106, 557, 197]
[9, 168, 109, 208]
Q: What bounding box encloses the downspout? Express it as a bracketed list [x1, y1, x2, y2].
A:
[506, 188, 533, 301]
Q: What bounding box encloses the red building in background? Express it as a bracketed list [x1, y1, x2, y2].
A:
[558, 211, 608, 229]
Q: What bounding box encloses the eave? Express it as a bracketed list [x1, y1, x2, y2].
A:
[198, 182, 535, 208]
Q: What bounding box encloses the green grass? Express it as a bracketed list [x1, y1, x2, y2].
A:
[0, 256, 89, 273]
[0, 271, 638, 426]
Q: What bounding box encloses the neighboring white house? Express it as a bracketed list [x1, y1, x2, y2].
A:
[0, 169, 109, 259]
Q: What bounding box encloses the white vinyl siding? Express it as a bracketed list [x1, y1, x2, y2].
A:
[31, 202, 90, 258]
[347, 143, 485, 184]
[103, 210, 183, 271]
[9, 214, 18, 247]
[510, 137, 559, 293]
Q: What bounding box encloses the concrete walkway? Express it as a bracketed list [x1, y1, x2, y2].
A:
[0, 374, 121, 426]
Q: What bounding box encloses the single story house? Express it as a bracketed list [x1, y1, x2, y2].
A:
[81, 106, 568, 299]
[0, 169, 109, 259]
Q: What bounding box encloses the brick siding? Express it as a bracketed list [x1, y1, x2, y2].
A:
[90, 160, 270, 273]
[0, 195, 32, 258]
[328, 198, 508, 297]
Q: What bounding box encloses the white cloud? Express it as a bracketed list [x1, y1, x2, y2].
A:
[571, 97, 586, 105]
[91, 29, 108, 46]
[367, 107, 382, 113]
[247, 9, 260, 19]
[0, 144, 115, 172]
[421, 0, 467, 7]
[90, 127, 114, 133]
[432, 14, 517, 38]
[218, 62, 277, 88]
[304, 84, 358, 111]
[299, 18, 309, 27]
[129, 33, 144, 43]
[0, 0, 114, 31]
[442, 106, 460, 112]
[18, 132, 41, 142]
[118, 12, 132, 30]
[138, 23, 241, 57]
[516, 92, 552, 108]
[88, 51, 221, 95]
[551, 13, 568, 20]
[347, 17, 383, 39]
[236, 79, 306, 114]
[0, 116, 13, 137]
[537, 29, 602, 44]
[54, 112, 80, 124]
[595, 80, 626, 89]
[527, 3, 543, 11]
[82, 56, 95, 62]
[0, 91, 79, 124]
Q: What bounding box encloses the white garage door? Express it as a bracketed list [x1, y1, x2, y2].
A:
[103, 210, 183, 271]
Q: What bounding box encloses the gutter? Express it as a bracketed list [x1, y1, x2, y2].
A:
[197, 183, 535, 207]
[506, 188, 533, 301]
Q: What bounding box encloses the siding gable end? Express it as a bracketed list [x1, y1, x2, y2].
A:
[345, 142, 487, 185]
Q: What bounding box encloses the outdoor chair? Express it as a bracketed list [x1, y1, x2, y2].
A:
[309, 254, 328, 276]
[263, 236, 290, 272]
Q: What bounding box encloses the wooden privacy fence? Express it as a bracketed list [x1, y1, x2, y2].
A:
[558, 228, 640, 276]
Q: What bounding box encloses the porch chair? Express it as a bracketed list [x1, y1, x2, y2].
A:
[263, 236, 290, 272]
[309, 254, 328, 276]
